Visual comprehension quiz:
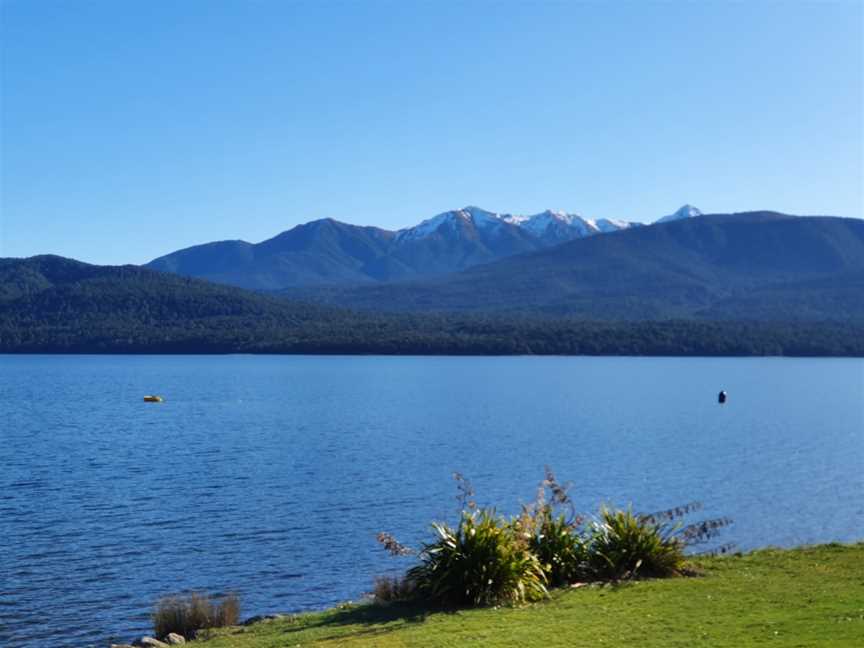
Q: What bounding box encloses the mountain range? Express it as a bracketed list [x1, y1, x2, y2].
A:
[146, 205, 698, 290]
[124, 204, 864, 322]
[282, 211, 864, 321]
[2, 203, 862, 355]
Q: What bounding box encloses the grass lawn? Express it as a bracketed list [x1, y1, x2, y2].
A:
[192, 543, 864, 647]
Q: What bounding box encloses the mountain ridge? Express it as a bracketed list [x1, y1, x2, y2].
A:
[279, 212, 864, 321]
[145, 204, 694, 290]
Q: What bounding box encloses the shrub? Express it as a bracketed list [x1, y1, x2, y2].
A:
[517, 466, 589, 587]
[588, 506, 686, 580]
[153, 591, 241, 639]
[377, 470, 732, 605]
[528, 509, 590, 586]
[408, 509, 547, 607]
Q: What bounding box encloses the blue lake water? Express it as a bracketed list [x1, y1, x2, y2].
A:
[1, 355, 862, 647]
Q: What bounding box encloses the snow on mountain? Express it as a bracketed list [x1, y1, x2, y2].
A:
[501, 209, 642, 243]
[462, 206, 502, 226]
[594, 218, 640, 233]
[395, 205, 653, 244]
[395, 211, 459, 242]
[503, 210, 594, 237]
[395, 207, 509, 242]
[655, 204, 703, 224]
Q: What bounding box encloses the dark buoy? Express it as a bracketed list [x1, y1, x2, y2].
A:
[718, 390, 727, 404]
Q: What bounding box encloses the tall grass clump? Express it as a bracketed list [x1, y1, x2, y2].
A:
[518, 467, 589, 587]
[371, 574, 418, 603]
[588, 502, 732, 580]
[407, 509, 547, 607]
[153, 591, 240, 639]
[588, 506, 686, 579]
[527, 509, 589, 586]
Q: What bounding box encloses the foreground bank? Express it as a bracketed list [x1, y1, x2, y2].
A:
[184, 543, 862, 647]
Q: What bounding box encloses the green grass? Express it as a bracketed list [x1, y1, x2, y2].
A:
[191, 543, 864, 647]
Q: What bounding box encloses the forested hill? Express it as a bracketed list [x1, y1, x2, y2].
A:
[282, 213, 864, 321]
[0, 255, 861, 356]
[0, 255, 338, 321]
[0, 255, 374, 352]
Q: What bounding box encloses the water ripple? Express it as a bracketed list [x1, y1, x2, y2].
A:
[1, 355, 862, 647]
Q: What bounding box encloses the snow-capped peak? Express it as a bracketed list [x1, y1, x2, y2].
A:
[395, 206, 504, 242]
[503, 210, 598, 237]
[460, 206, 504, 229]
[462, 205, 498, 220]
[395, 205, 641, 244]
[395, 212, 455, 241]
[503, 209, 574, 226]
[655, 204, 703, 224]
[594, 218, 632, 233]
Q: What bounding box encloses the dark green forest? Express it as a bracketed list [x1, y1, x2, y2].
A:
[1, 256, 860, 356]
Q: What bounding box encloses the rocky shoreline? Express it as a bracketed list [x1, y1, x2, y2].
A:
[111, 634, 185, 648]
[111, 614, 291, 648]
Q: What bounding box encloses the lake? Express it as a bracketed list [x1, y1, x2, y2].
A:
[1, 355, 862, 647]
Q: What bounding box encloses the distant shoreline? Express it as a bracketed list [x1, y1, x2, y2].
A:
[2, 349, 863, 358]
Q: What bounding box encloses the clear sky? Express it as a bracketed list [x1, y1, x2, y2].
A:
[1, 0, 862, 265]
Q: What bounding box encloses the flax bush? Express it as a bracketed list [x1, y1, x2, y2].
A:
[588, 506, 686, 579]
[527, 509, 590, 586]
[407, 509, 547, 607]
[516, 467, 589, 587]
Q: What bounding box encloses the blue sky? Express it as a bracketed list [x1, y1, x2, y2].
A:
[2, 0, 862, 265]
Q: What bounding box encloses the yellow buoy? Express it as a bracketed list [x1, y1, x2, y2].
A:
[143, 395, 163, 403]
